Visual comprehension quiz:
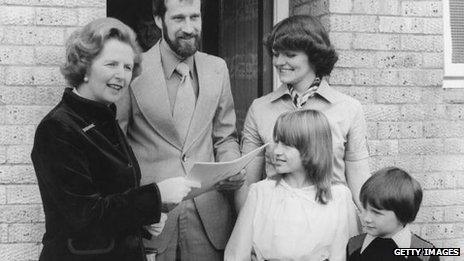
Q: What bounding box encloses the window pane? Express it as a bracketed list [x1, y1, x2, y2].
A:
[450, 0, 464, 63]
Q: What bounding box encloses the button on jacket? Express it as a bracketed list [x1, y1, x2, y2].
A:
[31, 88, 162, 261]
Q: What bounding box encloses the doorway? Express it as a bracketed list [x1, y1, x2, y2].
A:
[107, 0, 274, 134]
[212, 0, 274, 133]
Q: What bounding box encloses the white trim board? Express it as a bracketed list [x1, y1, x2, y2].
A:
[272, 0, 289, 91]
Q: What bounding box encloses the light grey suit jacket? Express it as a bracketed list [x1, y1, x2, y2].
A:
[117, 42, 240, 252]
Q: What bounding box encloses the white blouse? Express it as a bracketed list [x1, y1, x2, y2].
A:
[225, 179, 359, 261]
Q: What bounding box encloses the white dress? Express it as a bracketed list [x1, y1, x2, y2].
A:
[225, 179, 359, 261]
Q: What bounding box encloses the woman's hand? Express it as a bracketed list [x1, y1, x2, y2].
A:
[157, 177, 200, 204]
[145, 213, 168, 237]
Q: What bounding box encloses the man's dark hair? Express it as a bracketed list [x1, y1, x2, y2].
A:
[153, 0, 200, 19]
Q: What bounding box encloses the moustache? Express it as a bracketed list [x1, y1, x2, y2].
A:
[177, 33, 199, 40]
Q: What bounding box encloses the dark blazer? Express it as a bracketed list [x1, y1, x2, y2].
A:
[347, 233, 440, 261]
[31, 88, 162, 261]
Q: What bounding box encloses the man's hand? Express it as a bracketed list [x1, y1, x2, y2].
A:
[216, 169, 246, 192]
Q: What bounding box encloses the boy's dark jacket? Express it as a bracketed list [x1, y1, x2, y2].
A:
[31, 88, 162, 261]
[347, 233, 439, 261]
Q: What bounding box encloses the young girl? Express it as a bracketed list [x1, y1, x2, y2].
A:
[225, 110, 359, 261]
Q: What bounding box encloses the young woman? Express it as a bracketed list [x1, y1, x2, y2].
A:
[225, 110, 358, 261]
[237, 15, 370, 211]
[31, 18, 198, 261]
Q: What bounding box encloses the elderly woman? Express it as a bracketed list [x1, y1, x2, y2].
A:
[31, 18, 198, 261]
[236, 15, 370, 211]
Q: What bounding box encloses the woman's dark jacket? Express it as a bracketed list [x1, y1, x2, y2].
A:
[31, 88, 162, 261]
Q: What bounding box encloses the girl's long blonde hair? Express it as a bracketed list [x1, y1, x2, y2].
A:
[273, 109, 333, 204]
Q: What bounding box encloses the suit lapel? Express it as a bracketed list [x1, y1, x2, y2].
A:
[131, 43, 182, 150]
[183, 52, 221, 151]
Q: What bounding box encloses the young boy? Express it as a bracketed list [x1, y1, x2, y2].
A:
[347, 167, 439, 261]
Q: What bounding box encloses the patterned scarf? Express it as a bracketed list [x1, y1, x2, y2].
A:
[288, 77, 321, 108]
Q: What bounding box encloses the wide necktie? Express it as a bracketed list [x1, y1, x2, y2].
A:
[173, 62, 195, 144]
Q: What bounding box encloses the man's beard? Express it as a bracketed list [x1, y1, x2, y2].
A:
[162, 21, 201, 58]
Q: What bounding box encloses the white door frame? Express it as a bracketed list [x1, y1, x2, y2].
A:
[272, 0, 290, 90]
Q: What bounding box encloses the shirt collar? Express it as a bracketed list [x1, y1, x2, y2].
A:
[361, 225, 411, 253]
[64, 88, 117, 124]
[269, 78, 341, 104]
[159, 39, 195, 78]
[315, 78, 342, 103]
[269, 84, 291, 102]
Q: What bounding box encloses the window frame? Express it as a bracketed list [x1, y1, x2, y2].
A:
[272, 0, 289, 90]
[443, 0, 464, 88]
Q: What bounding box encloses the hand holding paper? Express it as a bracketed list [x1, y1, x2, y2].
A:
[184, 143, 268, 200]
[158, 177, 201, 204]
[215, 169, 246, 192]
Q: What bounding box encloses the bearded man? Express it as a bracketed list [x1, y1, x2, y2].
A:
[116, 0, 245, 260]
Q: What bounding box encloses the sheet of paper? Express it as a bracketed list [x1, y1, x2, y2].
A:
[184, 143, 268, 199]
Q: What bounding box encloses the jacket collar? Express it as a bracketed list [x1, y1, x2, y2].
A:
[361, 225, 411, 253]
[62, 88, 117, 125]
[269, 78, 341, 104]
[130, 42, 222, 151]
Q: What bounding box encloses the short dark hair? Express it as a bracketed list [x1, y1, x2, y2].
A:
[153, 0, 200, 19]
[61, 17, 142, 88]
[360, 167, 423, 225]
[153, 0, 167, 18]
[264, 15, 338, 77]
[273, 109, 333, 204]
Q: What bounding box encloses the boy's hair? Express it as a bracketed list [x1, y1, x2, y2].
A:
[360, 167, 423, 225]
[273, 109, 333, 204]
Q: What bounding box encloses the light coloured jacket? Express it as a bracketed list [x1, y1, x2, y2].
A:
[117, 42, 240, 253]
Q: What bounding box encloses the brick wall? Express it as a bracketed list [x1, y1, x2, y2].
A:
[291, 0, 464, 259]
[0, 0, 463, 260]
[0, 1, 105, 260]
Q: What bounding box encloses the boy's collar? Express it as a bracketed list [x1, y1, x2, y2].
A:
[361, 225, 411, 253]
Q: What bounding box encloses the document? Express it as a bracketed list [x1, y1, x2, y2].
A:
[184, 143, 268, 199]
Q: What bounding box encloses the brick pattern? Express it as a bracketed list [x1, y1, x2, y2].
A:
[0, 0, 462, 260]
[0, 1, 105, 259]
[292, 0, 464, 258]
